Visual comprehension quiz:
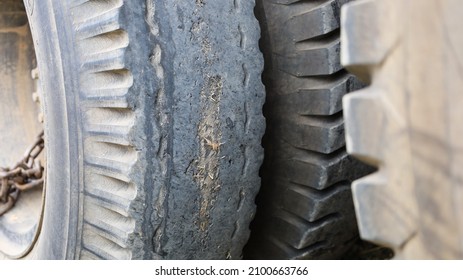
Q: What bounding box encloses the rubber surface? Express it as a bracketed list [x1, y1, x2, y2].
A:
[342, 0, 463, 259]
[9, 0, 265, 259]
[245, 0, 373, 259]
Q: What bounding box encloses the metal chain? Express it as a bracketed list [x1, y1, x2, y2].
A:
[0, 131, 45, 216]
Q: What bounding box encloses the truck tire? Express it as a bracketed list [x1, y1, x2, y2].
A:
[342, 0, 463, 258]
[0, 0, 264, 259]
[245, 0, 374, 259]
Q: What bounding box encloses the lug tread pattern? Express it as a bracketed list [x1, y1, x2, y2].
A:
[71, 0, 145, 260]
[247, 0, 373, 259]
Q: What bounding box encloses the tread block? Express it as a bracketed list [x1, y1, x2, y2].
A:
[272, 147, 373, 190]
[352, 173, 417, 248]
[287, 0, 341, 42]
[343, 88, 385, 165]
[341, 0, 399, 82]
[271, 210, 356, 250]
[283, 182, 353, 222]
[269, 72, 363, 116]
[275, 39, 342, 76]
[273, 113, 345, 154]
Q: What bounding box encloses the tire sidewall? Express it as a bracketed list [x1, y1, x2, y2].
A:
[23, 0, 81, 259]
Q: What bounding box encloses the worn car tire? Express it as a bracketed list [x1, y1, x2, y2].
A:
[342, 0, 463, 259]
[0, 0, 265, 259]
[245, 0, 373, 259]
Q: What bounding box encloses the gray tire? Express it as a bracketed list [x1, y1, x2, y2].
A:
[245, 0, 373, 259]
[342, 0, 463, 259]
[1, 0, 264, 259]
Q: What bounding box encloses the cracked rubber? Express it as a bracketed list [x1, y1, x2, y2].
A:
[11, 0, 264, 259]
[342, 0, 463, 259]
[245, 0, 374, 259]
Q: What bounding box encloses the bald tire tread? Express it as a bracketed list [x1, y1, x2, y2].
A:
[12, 0, 264, 259]
[245, 0, 374, 259]
[342, 0, 463, 259]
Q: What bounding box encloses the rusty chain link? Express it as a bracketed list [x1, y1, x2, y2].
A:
[0, 131, 45, 216]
